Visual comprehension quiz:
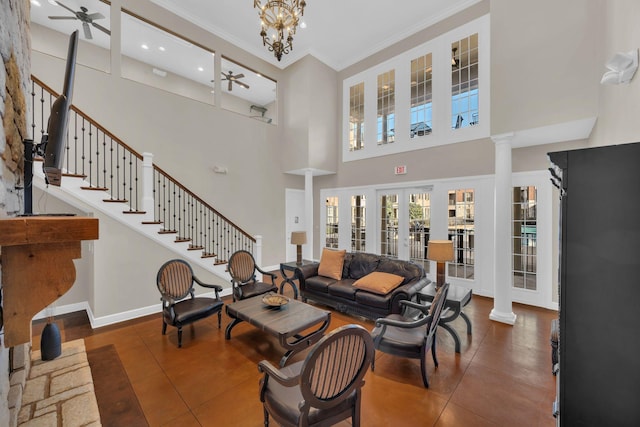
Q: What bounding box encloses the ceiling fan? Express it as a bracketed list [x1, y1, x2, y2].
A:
[48, 1, 111, 40]
[221, 71, 249, 91]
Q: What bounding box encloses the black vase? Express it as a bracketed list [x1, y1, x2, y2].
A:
[41, 322, 61, 361]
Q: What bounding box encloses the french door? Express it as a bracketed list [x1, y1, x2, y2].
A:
[377, 188, 431, 274]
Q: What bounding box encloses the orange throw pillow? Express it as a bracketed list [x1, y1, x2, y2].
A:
[353, 271, 404, 295]
[318, 248, 346, 280]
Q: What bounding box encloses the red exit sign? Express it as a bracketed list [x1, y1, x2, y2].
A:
[395, 165, 407, 175]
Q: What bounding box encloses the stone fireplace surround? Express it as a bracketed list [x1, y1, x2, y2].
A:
[2, 1, 34, 425]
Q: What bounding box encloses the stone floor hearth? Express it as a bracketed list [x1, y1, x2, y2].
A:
[18, 340, 100, 426]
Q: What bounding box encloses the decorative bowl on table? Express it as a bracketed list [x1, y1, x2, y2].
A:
[262, 293, 289, 307]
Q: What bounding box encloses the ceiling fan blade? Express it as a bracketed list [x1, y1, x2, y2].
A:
[236, 81, 250, 89]
[87, 12, 105, 21]
[48, 16, 78, 19]
[54, 1, 77, 15]
[83, 22, 92, 40]
[91, 22, 111, 36]
[228, 80, 233, 91]
[232, 73, 245, 80]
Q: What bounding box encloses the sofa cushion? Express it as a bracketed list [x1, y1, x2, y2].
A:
[342, 252, 353, 278]
[348, 253, 380, 279]
[304, 275, 336, 293]
[377, 257, 423, 284]
[353, 272, 405, 295]
[355, 290, 392, 309]
[327, 279, 357, 300]
[318, 248, 346, 280]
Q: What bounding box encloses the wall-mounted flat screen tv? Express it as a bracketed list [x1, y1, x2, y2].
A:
[42, 29, 78, 186]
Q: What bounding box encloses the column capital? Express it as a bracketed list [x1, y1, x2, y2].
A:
[491, 132, 515, 146]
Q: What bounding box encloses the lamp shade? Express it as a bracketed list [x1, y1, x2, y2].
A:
[427, 240, 454, 262]
[291, 231, 307, 245]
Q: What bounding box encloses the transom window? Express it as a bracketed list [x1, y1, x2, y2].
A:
[410, 53, 433, 139]
[349, 82, 365, 151]
[377, 70, 395, 144]
[451, 33, 479, 129]
[342, 15, 489, 162]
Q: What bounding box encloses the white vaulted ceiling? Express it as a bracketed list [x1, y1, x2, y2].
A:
[149, 0, 482, 70]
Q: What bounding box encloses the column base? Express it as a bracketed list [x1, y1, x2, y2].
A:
[489, 309, 517, 325]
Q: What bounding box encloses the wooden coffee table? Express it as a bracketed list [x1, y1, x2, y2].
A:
[225, 295, 331, 367]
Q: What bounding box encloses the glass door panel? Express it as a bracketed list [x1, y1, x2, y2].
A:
[378, 188, 431, 270]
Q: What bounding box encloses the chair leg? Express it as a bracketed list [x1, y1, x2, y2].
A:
[352, 391, 362, 427]
[162, 321, 167, 335]
[263, 407, 269, 427]
[217, 311, 222, 329]
[420, 355, 430, 388]
[431, 337, 439, 367]
[371, 353, 376, 372]
[178, 327, 183, 348]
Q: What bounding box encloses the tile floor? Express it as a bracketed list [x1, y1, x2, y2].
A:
[32, 287, 558, 427]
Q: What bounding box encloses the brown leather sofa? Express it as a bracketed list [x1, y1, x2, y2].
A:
[297, 252, 430, 320]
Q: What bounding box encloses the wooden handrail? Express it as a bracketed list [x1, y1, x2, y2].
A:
[31, 75, 142, 161]
[31, 75, 256, 261]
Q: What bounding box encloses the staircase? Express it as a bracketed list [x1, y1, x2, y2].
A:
[28, 75, 259, 279]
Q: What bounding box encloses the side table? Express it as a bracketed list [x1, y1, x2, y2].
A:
[418, 282, 472, 353]
[279, 260, 314, 300]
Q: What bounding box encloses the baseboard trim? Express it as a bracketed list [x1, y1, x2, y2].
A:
[35, 287, 234, 329]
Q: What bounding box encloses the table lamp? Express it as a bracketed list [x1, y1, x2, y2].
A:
[427, 240, 454, 289]
[291, 231, 307, 265]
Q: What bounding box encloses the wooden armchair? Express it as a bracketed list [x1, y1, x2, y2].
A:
[371, 282, 449, 388]
[227, 250, 278, 301]
[156, 259, 224, 347]
[258, 324, 374, 427]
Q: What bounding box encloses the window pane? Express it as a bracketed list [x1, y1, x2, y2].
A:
[451, 33, 479, 129]
[409, 192, 431, 273]
[379, 193, 398, 258]
[349, 82, 365, 151]
[377, 70, 395, 145]
[512, 186, 537, 291]
[351, 195, 366, 252]
[447, 189, 475, 279]
[325, 197, 339, 249]
[410, 53, 433, 139]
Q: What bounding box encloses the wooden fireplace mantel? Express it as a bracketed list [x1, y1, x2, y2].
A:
[0, 216, 99, 347]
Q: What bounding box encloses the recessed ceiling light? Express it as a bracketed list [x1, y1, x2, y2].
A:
[158, 46, 166, 52]
[198, 67, 204, 72]
[141, 44, 149, 50]
[300, 21, 307, 29]
[31, 0, 41, 7]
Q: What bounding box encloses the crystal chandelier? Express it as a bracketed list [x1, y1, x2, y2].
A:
[254, 0, 306, 61]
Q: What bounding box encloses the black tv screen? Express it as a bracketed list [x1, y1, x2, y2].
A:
[42, 30, 78, 186]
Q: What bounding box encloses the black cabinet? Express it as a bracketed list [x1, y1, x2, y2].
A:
[549, 143, 640, 426]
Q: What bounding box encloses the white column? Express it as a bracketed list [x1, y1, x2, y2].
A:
[141, 152, 154, 222]
[304, 169, 314, 260]
[490, 134, 517, 325]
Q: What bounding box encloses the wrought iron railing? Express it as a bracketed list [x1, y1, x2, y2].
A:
[30, 75, 254, 262]
[152, 165, 255, 262]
